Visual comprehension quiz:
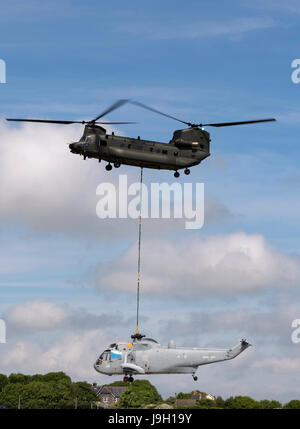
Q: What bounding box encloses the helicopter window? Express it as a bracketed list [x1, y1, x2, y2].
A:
[101, 140, 107, 146]
[100, 350, 111, 361]
[200, 144, 204, 149]
[162, 149, 168, 154]
[150, 147, 154, 152]
[138, 146, 143, 150]
[128, 144, 131, 149]
[111, 349, 122, 359]
[174, 151, 178, 156]
[156, 149, 161, 153]
[120, 143, 125, 148]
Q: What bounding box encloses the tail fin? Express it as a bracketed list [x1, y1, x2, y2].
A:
[226, 339, 251, 360]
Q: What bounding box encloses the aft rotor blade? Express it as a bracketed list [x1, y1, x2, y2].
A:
[92, 99, 129, 122]
[130, 100, 191, 126]
[203, 118, 276, 127]
[6, 118, 85, 124]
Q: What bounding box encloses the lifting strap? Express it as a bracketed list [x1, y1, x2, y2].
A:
[135, 167, 143, 334]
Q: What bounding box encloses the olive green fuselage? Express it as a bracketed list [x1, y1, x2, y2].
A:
[69, 125, 210, 171]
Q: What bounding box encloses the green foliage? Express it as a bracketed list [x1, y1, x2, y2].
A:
[8, 373, 32, 384]
[259, 399, 282, 409]
[108, 380, 130, 387]
[284, 400, 300, 409]
[166, 396, 176, 404]
[176, 390, 206, 400]
[215, 396, 225, 408]
[224, 396, 262, 409]
[72, 381, 98, 409]
[0, 372, 97, 409]
[118, 379, 162, 409]
[0, 374, 8, 392]
[177, 392, 193, 399]
[42, 372, 72, 384]
[194, 399, 216, 408]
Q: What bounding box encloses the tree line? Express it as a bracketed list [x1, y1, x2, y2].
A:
[0, 372, 97, 409]
[0, 373, 299, 409]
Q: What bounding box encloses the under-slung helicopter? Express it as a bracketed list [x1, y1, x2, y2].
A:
[7, 100, 276, 178]
[94, 334, 251, 382]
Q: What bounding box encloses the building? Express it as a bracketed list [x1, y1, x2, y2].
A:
[92, 383, 128, 408]
[175, 390, 216, 407]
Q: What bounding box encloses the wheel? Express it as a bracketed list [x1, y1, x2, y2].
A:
[184, 168, 190, 175]
[128, 376, 134, 383]
[123, 376, 129, 382]
[174, 171, 180, 178]
[114, 161, 121, 168]
[105, 163, 112, 171]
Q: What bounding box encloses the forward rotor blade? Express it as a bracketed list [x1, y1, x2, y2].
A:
[130, 100, 191, 126]
[92, 99, 129, 122]
[203, 118, 276, 127]
[6, 118, 85, 124]
[94, 121, 138, 124]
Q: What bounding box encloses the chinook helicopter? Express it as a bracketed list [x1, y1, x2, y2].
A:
[7, 100, 276, 178]
[94, 334, 251, 382]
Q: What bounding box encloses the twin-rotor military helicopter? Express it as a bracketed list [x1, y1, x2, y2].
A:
[7, 99, 276, 178]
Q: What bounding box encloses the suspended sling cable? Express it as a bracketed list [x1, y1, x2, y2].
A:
[135, 167, 143, 335]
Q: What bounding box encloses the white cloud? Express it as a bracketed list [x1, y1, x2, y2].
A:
[251, 357, 300, 374]
[6, 300, 68, 330]
[0, 329, 106, 380]
[0, 121, 143, 237]
[0, 121, 232, 238]
[4, 299, 129, 335]
[97, 232, 300, 298]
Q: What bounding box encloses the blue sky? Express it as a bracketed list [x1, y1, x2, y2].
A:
[0, 0, 300, 402]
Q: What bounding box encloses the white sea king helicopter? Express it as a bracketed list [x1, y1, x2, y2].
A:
[94, 333, 251, 382]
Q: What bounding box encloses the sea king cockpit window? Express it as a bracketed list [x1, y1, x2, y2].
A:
[98, 348, 122, 363]
[99, 350, 111, 361]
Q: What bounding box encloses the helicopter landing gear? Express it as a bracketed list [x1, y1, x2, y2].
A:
[174, 171, 180, 178]
[114, 161, 121, 168]
[105, 163, 112, 171]
[184, 168, 190, 175]
[123, 375, 134, 382]
[192, 375, 198, 381]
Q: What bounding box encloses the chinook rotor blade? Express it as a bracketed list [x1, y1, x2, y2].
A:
[6, 118, 86, 124]
[202, 118, 276, 127]
[94, 121, 137, 124]
[91, 99, 129, 122]
[6, 118, 137, 125]
[130, 100, 192, 126]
